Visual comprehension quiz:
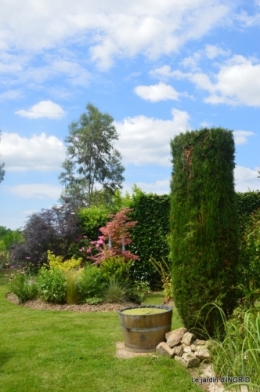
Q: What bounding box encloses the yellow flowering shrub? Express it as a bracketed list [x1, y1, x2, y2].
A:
[47, 250, 82, 271]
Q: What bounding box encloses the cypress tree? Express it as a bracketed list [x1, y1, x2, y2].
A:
[170, 128, 238, 336]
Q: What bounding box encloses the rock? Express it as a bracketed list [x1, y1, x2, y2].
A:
[174, 355, 186, 366]
[195, 347, 211, 361]
[181, 353, 200, 368]
[183, 345, 192, 353]
[181, 332, 196, 346]
[190, 344, 196, 352]
[173, 344, 184, 356]
[166, 327, 187, 347]
[193, 339, 207, 346]
[156, 342, 175, 358]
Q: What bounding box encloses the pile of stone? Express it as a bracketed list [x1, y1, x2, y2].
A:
[156, 327, 212, 368]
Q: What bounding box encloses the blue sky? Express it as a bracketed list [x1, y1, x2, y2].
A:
[0, 0, 260, 230]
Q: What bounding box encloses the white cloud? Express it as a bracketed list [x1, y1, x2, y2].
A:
[233, 130, 255, 145]
[123, 179, 170, 195]
[5, 184, 62, 199]
[123, 167, 260, 195]
[134, 82, 180, 102]
[1, 132, 65, 171]
[15, 100, 65, 119]
[234, 166, 260, 192]
[0, 0, 232, 70]
[152, 56, 260, 107]
[115, 109, 190, 166]
[0, 90, 22, 101]
[204, 44, 229, 59]
[235, 10, 260, 27]
[181, 45, 229, 69]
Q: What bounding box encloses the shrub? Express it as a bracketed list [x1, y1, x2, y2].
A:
[10, 271, 37, 303]
[77, 265, 107, 302]
[65, 269, 82, 304]
[10, 206, 82, 268]
[88, 208, 139, 264]
[170, 128, 239, 336]
[36, 267, 67, 304]
[76, 205, 110, 240]
[237, 207, 260, 307]
[99, 256, 132, 283]
[128, 194, 170, 288]
[149, 257, 173, 301]
[209, 305, 260, 391]
[47, 250, 82, 271]
[103, 278, 129, 303]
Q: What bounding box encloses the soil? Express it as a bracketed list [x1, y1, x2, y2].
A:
[6, 292, 175, 313]
[5, 292, 139, 312]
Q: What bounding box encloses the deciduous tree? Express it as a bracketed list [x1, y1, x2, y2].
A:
[59, 103, 124, 208]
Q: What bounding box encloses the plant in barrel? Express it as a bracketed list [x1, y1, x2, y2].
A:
[170, 128, 239, 337]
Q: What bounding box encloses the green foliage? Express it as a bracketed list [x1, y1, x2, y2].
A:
[103, 277, 130, 303]
[0, 229, 24, 251]
[236, 191, 260, 239]
[170, 128, 239, 336]
[77, 205, 110, 239]
[0, 250, 9, 268]
[59, 102, 125, 208]
[47, 250, 82, 271]
[128, 193, 170, 288]
[149, 257, 173, 300]
[77, 265, 107, 301]
[36, 267, 67, 303]
[85, 297, 104, 305]
[65, 269, 82, 304]
[99, 256, 132, 283]
[10, 271, 37, 302]
[237, 207, 260, 307]
[209, 305, 260, 391]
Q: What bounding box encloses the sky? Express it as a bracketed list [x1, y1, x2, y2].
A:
[0, 0, 260, 230]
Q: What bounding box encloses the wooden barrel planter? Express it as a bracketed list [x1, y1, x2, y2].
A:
[118, 305, 172, 352]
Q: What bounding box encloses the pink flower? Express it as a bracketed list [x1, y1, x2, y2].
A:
[87, 247, 92, 253]
[83, 235, 88, 238]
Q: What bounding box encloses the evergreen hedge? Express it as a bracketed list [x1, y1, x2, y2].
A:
[128, 193, 170, 288]
[170, 128, 239, 336]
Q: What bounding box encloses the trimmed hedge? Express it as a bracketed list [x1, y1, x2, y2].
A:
[128, 193, 170, 288]
[170, 128, 239, 336]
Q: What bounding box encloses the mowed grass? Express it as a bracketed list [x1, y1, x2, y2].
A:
[0, 271, 200, 392]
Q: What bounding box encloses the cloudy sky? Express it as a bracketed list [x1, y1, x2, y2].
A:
[0, 0, 260, 230]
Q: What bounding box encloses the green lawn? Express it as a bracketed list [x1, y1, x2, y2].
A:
[0, 270, 201, 392]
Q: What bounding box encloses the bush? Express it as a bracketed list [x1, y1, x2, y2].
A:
[10, 271, 37, 303]
[77, 265, 107, 302]
[87, 208, 139, 264]
[36, 267, 67, 304]
[47, 250, 82, 271]
[99, 256, 132, 283]
[128, 193, 170, 288]
[209, 305, 260, 391]
[237, 207, 260, 307]
[77, 205, 110, 240]
[103, 278, 129, 303]
[170, 128, 239, 336]
[65, 269, 82, 304]
[10, 206, 82, 268]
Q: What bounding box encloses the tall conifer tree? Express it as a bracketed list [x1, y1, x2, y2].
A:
[170, 128, 238, 336]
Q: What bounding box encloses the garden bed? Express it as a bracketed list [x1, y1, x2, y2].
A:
[6, 292, 138, 312]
